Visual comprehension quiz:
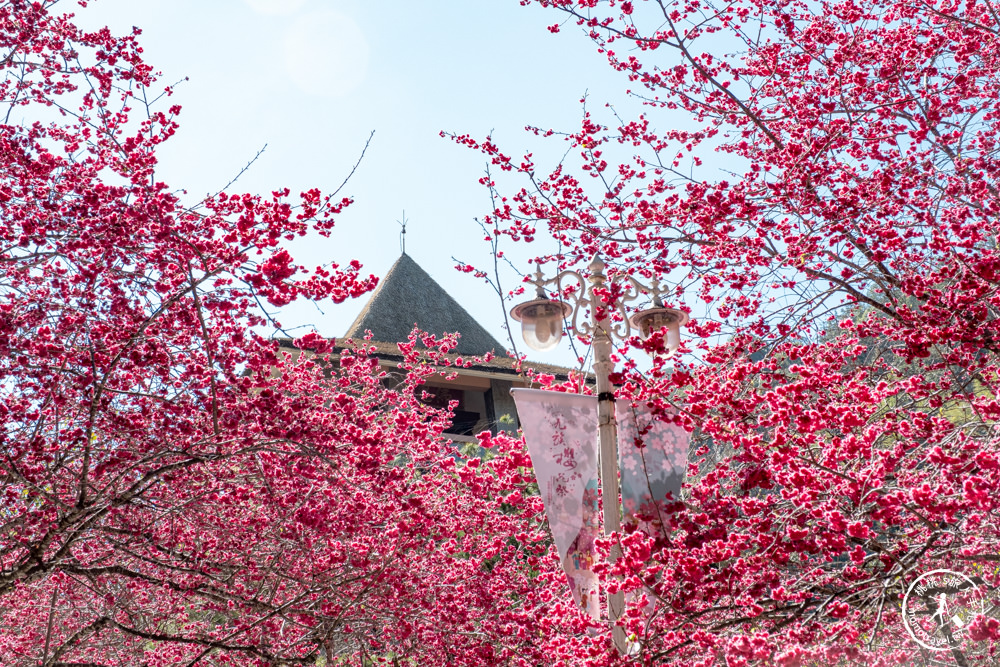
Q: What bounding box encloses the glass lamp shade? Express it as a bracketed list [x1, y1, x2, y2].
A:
[509, 298, 572, 352]
[629, 307, 690, 357]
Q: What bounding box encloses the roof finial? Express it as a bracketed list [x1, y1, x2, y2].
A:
[397, 211, 408, 255]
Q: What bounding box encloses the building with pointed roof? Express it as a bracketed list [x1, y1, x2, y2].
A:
[342, 253, 521, 440]
[281, 253, 587, 442]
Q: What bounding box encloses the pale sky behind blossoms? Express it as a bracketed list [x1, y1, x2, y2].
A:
[75, 0, 671, 369]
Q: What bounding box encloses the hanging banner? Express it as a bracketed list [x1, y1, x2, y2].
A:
[615, 400, 688, 540]
[511, 388, 600, 619]
[512, 389, 690, 619]
[616, 399, 688, 621]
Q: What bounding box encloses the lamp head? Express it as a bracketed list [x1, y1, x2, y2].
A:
[629, 306, 689, 358]
[510, 297, 572, 352]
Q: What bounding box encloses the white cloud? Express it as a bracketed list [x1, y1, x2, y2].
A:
[282, 10, 369, 98]
[243, 0, 307, 16]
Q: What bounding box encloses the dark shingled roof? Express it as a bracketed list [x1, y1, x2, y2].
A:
[343, 253, 506, 356]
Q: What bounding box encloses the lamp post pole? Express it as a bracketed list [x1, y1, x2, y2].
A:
[509, 253, 688, 654]
[588, 256, 629, 654]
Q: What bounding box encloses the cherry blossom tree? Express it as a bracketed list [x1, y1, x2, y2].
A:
[452, 0, 1000, 663]
[0, 3, 550, 665]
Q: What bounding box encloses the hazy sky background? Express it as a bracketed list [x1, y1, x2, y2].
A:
[74, 0, 663, 369]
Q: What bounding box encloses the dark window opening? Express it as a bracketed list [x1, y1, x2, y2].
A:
[417, 385, 489, 437]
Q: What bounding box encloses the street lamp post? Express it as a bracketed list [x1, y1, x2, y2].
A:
[510, 255, 688, 653]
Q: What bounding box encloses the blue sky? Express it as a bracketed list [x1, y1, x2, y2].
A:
[74, 0, 649, 368]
